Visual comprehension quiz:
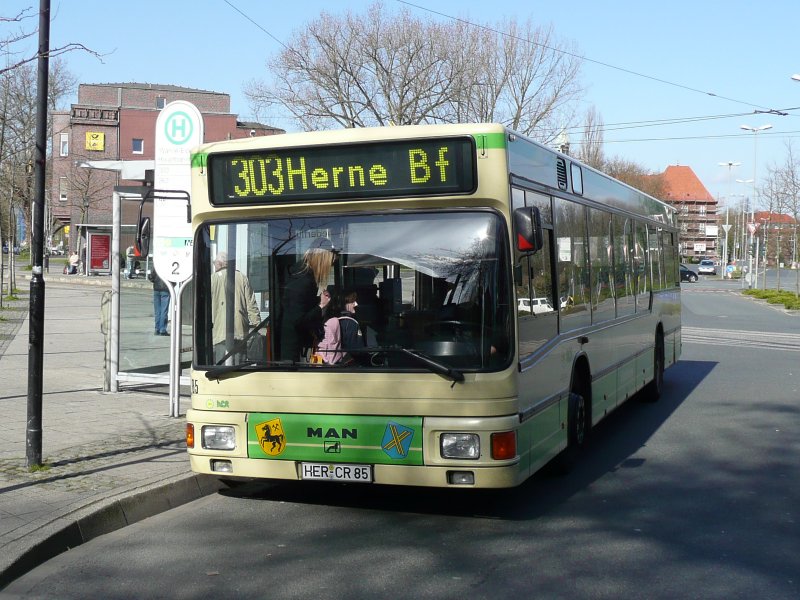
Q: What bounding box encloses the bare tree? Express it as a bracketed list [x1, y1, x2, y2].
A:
[763, 142, 800, 293]
[64, 149, 111, 223]
[603, 156, 666, 199]
[245, 2, 583, 142]
[0, 58, 75, 250]
[1, 7, 101, 76]
[575, 106, 605, 169]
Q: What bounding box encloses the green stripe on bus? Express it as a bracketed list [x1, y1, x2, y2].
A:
[473, 132, 506, 149]
[191, 152, 207, 168]
[247, 413, 424, 465]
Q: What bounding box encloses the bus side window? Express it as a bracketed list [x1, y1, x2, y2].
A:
[554, 197, 590, 332]
[517, 190, 557, 356]
[588, 207, 615, 325]
[613, 215, 635, 318]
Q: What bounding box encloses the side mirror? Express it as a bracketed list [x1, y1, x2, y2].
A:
[513, 206, 543, 253]
[136, 216, 151, 257]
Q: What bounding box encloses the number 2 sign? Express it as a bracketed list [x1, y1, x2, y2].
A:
[153, 101, 203, 283]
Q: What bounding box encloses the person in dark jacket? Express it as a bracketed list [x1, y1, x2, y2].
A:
[149, 270, 170, 335]
[278, 238, 335, 361]
[338, 290, 364, 363]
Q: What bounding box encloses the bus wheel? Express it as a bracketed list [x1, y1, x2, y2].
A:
[642, 333, 664, 403]
[553, 391, 588, 474]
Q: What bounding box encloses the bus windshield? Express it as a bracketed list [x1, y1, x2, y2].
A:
[195, 210, 512, 372]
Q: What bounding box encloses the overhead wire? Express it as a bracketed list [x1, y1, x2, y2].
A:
[222, 0, 288, 50]
[223, 0, 798, 147]
[396, 0, 783, 114]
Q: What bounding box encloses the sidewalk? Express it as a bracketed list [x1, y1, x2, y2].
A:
[0, 270, 220, 589]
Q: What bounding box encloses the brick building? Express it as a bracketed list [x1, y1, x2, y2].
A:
[50, 83, 283, 250]
[659, 165, 718, 261]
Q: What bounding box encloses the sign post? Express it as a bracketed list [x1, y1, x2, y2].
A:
[747, 222, 759, 289]
[154, 101, 203, 417]
[722, 224, 732, 279]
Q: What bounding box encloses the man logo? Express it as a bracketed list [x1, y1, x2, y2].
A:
[324, 441, 342, 454]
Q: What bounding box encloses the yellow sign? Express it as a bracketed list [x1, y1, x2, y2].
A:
[64, 226, 70, 234]
[255, 418, 286, 456]
[85, 132, 105, 151]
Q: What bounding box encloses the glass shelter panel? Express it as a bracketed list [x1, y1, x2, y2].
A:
[117, 275, 193, 380]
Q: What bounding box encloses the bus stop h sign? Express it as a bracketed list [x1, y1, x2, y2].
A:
[153, 101, 204, 283]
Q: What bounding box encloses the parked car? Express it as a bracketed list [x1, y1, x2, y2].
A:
[698, 259, 716, 275]
[680, 263, 698, 283]
[518, 297, 554, 314]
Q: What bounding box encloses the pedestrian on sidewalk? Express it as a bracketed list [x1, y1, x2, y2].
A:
[149, 270, 170, 335]
[67, 251, 80, 275]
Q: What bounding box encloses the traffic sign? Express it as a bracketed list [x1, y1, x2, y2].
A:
[747, 222, 759, 235]
[153, 101, 203, 283]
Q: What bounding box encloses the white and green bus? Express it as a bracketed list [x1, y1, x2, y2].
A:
[184, 123, 680, 488]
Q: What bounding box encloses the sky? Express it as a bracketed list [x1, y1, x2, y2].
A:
[3, 0, 800, 209]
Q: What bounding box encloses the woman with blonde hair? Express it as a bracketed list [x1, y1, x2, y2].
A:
[278, 238, 336, 361]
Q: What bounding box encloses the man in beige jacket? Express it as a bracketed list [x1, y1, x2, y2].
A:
[211, 251, 261, 362]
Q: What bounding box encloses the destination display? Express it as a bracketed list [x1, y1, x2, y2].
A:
[208, 137, 475, 204]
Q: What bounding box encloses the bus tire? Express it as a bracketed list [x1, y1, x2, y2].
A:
[642, 332, 664, 403]
[553, 391, 588, 474]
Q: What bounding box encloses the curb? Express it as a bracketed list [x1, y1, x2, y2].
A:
[23, 272, 151, 290]
[0, 474, 223, 590]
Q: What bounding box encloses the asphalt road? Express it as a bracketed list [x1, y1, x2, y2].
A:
[5, 282, 800, 599]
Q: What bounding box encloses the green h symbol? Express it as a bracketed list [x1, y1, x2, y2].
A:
[165, 111, 194, 144]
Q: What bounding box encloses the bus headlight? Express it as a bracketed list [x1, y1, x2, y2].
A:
[202, 425, 236, 451]
[440, 433, 480, 459]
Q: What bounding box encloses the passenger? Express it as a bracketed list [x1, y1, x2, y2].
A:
[338, 290, 364, 363]
[314, 292, 344, 365]
[211, 251, 261, 362]
[278, 238, 335, 362]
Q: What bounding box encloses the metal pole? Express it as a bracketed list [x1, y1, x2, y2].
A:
[168, 279, 188, 417]
[168, 282, 178, 416]
[26, 0, 50, 468]
[762, 219, 768, 290]
[110, 191, 120, 392]
[754, 235, 760, 289]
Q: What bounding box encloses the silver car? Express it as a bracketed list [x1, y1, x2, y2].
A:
[698, 259, 716, 275]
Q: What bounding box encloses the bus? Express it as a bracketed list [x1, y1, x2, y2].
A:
[182, 123, 680, 489]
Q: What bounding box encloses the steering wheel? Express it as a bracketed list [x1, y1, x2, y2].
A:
[424, 320, 477, 337]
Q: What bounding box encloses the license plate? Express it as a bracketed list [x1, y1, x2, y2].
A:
[300, 462, 372, 483]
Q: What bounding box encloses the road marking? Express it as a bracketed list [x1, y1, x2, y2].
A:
[683, 326, 800, 352]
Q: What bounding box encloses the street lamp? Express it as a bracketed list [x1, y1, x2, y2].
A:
[740, 124, 772, 288]
[736, 178, 754, 288]
[718, 161, 740, 271]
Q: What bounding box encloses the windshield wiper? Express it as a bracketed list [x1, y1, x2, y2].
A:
[205, 347, 464, 384]
[401, 348, 464, 384]
[205, 360, 298, 380]
[354, 346, 464, 384]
